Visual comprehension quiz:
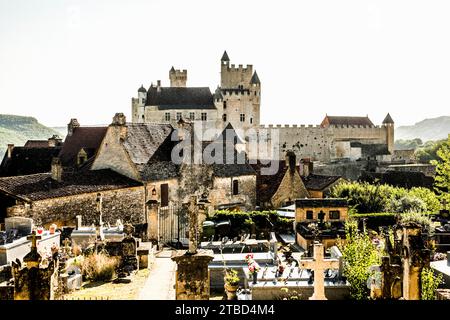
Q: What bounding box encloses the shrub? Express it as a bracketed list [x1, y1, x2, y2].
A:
[421, 267, 443, 300]
[81, 252, 119, 282]
[399, 211, 433, 232]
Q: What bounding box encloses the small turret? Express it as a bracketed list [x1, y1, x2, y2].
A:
[221, 50, 230, 64]
[382, 113, 395, 154]
[382, 113, 394, 125]
[169, 67, 187, 87]
[250, 71, 260, 86]
[137, 85, 147, 105]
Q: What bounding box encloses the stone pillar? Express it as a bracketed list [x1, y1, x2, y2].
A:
[401, 225, 430, 300]
[171, 249, 214, 300]
[146, 200, 159, 242]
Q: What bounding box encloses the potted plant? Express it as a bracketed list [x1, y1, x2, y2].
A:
[224, 269, 240, 300]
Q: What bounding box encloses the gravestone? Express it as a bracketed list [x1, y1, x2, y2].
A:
[5, 217, 33, 237]
[11, 232, 59, 300]
[298, 242, 340, 300]
[369, 256, 402, 299]
[117, 224, 138, 278]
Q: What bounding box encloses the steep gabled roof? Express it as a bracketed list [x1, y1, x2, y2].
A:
[321, 115, 374, 127]
[59, 126, 107, 168]
[24, 140, 49, 148]
[145, 87, 216, 110]
[0, 147, 62, 177]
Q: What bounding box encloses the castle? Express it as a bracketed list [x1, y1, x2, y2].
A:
[131, 51, 394, 163]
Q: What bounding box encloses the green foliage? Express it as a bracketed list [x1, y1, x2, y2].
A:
[338, 219, 381, 300]
[224, 269, 240, 286]
[394, 138, 423, 150]
[421, 267, 443, 300]
[415, 139, 447, 163]
[0, 114, 63, 155]
[399, 211, 433, 232]
[432, 135, 450, 198]
[331, 181, 440, 214]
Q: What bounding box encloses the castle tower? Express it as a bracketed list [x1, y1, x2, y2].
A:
[169, 67, 187, 87]
[218, 51, 260, 131]
[132, 85, 147, 123]
[382, 113, 395, 154]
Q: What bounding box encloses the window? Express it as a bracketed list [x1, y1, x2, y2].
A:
[189, 112, 195, 120]
[222, 114, 227, 122]
[232, 180, 239, 195]
[240, 114, 245, 122]
[223, 101, 227, 109]
[250, 118, 253, 124]
[165, 113, 171, 121]
[329, 210, 340, 220]
[176, 112, 182, 120]
[161, 184, 169, 207]
[201, 112, 207, 121]
[306, 210, 313, 220]
[142, 98, 146, 104]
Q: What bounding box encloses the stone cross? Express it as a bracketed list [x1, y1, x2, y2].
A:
[27, 231, 42, 250]
[299, 242, 339, 300]
[62, 238, 71, 255]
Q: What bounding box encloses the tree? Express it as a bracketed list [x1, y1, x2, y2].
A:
[338, 219, 381, 300]
[432, 136, 450, 200]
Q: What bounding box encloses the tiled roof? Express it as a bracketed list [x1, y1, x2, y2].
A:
[321, 115, 374, 127]
[251, 160, 288, 204]
[0, 169, 142, 202]
[24, 140, 49, 148]
[295, 198, 348, 208]
[302, 174, 342, 191]
[59, 126, 107, 167]
[0, 147, 62, 177]
[145, 87, 216, 110]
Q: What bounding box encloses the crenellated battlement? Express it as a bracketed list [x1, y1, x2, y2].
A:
[227, 64, 253, 72]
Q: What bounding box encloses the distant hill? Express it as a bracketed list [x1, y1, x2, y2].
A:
[396, 116, 450, 142]
[0, 114, 63, 156]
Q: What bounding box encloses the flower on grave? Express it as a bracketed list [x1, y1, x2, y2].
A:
[247, 259, 260, 275]
[245, 253, 254, 262]
[278, 264, 285, 275]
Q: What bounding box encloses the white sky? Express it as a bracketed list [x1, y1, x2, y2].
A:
[1, 0, 450, 127]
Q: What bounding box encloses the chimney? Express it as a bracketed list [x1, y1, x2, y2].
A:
[300, 158, 313, 177]
[112, 113, 127, 140]
[157, 80, 161, 92]
[48, 135, 62, 147]
[7, 144, 14, 158]
[67, 118, 80, 136]
[51, 157, 62, 182]
[285, 150, 296, 174]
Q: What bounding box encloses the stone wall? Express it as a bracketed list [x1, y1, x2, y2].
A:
[7, 187, 145, 228]
[91, 126, 140, 180]
[209, 175, 256, 211]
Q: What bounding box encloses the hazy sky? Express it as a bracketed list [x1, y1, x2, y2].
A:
[1, 0, 450, 127]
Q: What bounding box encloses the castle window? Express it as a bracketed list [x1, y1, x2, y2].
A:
[189, 112, 195, 120]
[223, 101, 227, 109]
[165, 113, 171, 121]
[201, 113, 207, 121]
[232, 180, 239, 195]
[240, 114, 245, 122]
[176, 112, 182, 120]
[306, 210, 313, 220]
[250, 118, 253, 124]
[142, 98, 146, 104]
[161, 183, 169, 207]
[222, 114, 227, 122]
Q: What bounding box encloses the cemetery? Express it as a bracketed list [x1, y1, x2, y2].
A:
[0, 191, 448, 301]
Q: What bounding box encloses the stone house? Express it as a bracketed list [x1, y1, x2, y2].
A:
[0, 136, 63, 177]
[0, 159, 144, 229]
[91, 114, 256, 211]
[295, 198, 348, 251]
[251, 151, 309, 209]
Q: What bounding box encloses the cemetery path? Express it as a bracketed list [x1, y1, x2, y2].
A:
[138, 248, 176, 300]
